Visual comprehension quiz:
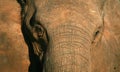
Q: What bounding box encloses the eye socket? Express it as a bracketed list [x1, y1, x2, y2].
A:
[34, 24, 44, 38]
[92, 26, 103, 44]
[35, 26, 42, 32]
[94, 30, 100, 38]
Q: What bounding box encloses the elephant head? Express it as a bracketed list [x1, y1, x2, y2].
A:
[18, 0, 120, 72]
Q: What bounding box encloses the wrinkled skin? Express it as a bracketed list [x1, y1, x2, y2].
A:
[18, 0, 120, 72]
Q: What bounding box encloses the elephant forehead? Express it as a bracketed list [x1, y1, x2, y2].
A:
[36, 6, 101, 28]
[35, 0, 103, 30]
[39, 7, 79, 23]
[36, 7, 78, 27]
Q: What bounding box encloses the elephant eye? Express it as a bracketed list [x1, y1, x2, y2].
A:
[94, 30, 100, 38]
[92, 26, 103, 44]
[34, 23, 44, 38]
[35, 26, 42, 32]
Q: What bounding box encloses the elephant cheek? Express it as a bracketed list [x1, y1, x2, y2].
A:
[43, 24, 92, 72]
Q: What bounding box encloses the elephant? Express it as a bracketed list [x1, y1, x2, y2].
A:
[18, 0, 120, 72]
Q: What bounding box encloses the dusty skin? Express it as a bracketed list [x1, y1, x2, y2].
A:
[0, 0, 120, 72]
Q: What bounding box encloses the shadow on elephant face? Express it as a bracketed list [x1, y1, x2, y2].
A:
[17, 0, 49, 72]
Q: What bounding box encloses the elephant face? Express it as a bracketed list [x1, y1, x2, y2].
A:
[18, 0, 120, 72]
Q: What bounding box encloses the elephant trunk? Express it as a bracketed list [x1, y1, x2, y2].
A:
[43, 24, 92, 72]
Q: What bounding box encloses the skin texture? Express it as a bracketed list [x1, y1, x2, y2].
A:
[18, 0, 120, 72]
